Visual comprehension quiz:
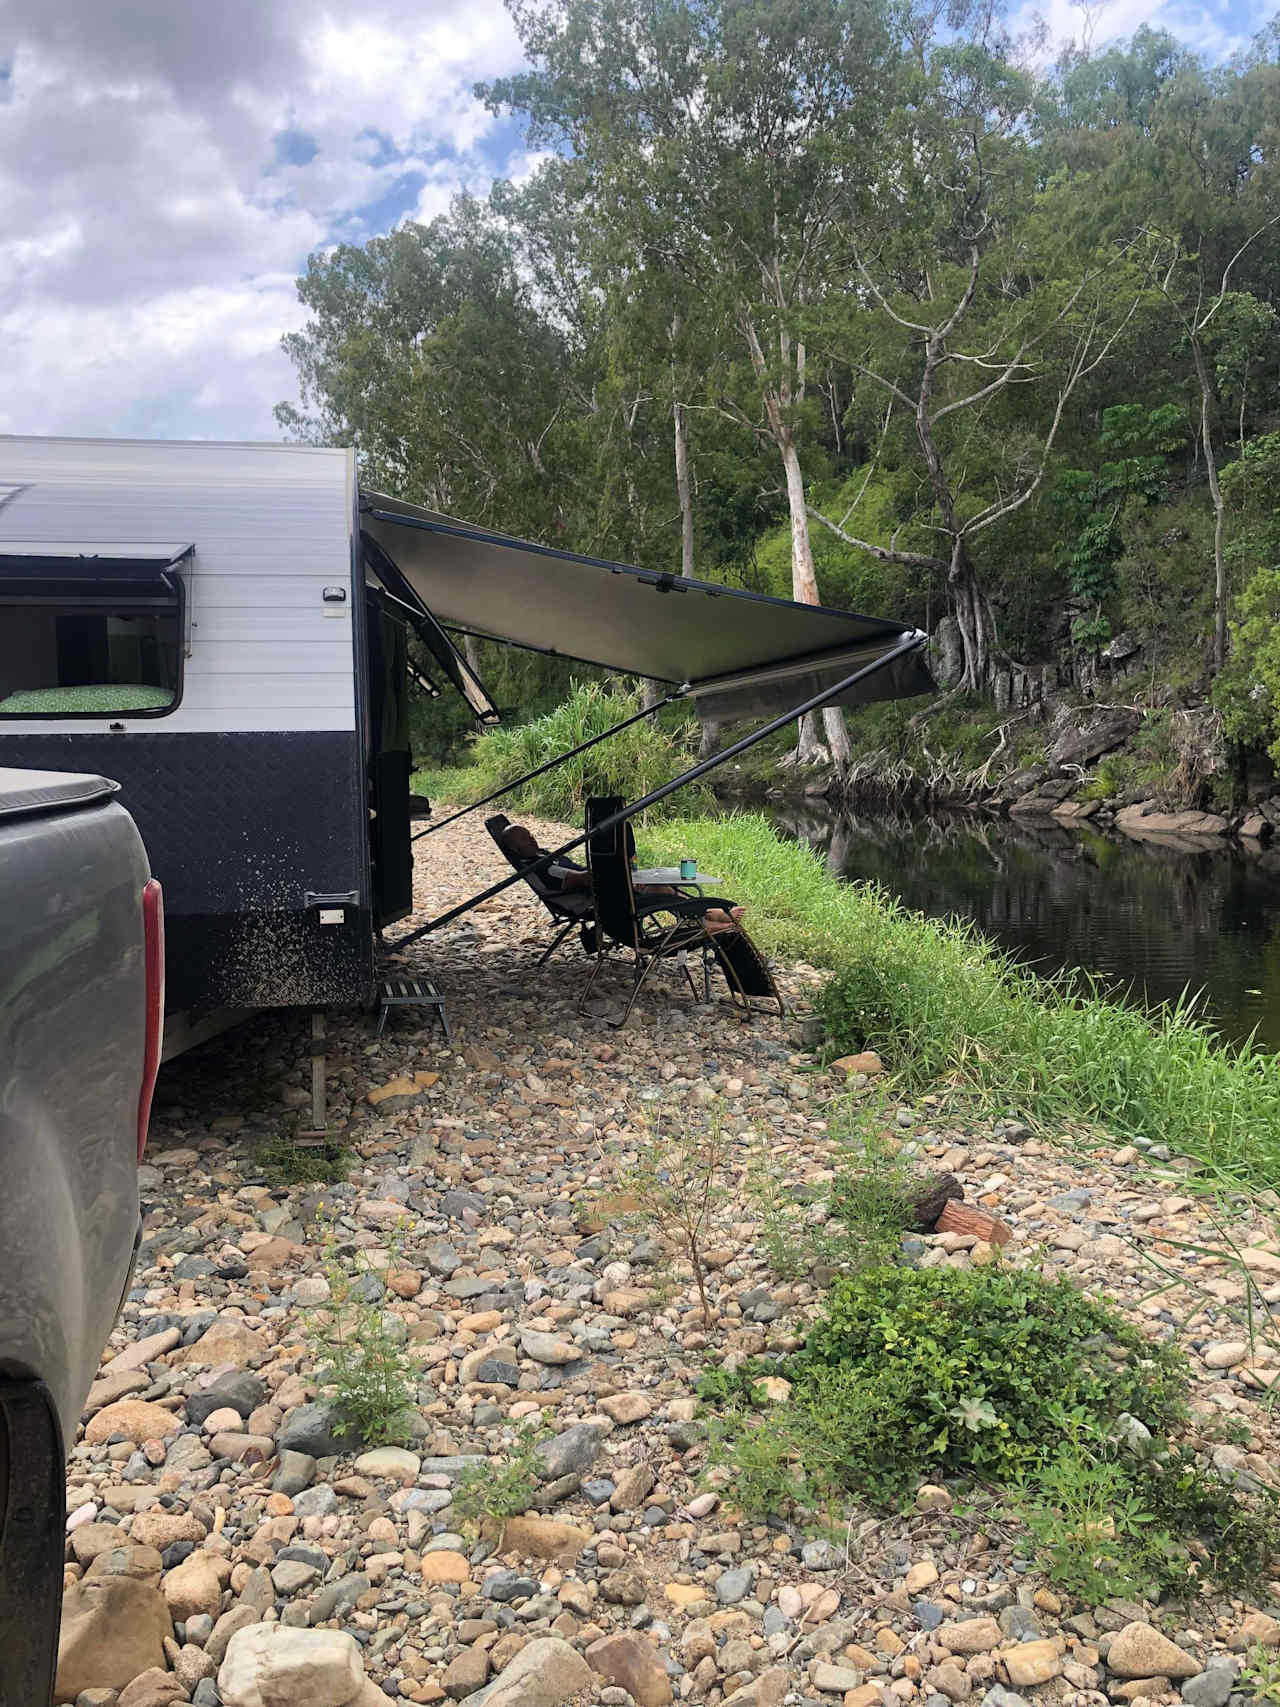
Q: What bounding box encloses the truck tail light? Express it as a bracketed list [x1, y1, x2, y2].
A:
[138, 878, 165, 1160]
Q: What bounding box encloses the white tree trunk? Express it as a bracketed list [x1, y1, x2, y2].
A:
[674, 398, 695, 579]
[780, 434, 851, 767]
[1192, 336, 1228, 672]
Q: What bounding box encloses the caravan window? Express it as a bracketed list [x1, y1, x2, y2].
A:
[0, 577, 183, 717]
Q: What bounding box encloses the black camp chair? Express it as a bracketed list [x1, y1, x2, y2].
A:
[581, 796, 783, 1028]
[485, 813, 596, 969]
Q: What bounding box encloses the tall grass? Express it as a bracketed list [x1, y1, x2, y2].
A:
[636, 812, 1280, 1189]
[454, 681, 705, 823]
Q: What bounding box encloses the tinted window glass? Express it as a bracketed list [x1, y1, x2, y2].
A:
[0, 579, 182, 716]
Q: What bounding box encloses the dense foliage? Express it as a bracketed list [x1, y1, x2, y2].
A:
[426, 680, 706, 823]
[700, 1265, 1276, 1595]
[279, 1, 1280, 766]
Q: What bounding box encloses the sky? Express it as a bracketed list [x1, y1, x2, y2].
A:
[0, 0, 1273, 447]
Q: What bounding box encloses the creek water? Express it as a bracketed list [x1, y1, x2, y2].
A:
[762, 803, 1280, 1052]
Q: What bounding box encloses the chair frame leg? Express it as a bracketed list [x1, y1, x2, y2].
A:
[537, 918, 578, 969]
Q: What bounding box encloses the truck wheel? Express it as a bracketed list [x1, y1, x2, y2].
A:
[0, 1378, 64, 1705]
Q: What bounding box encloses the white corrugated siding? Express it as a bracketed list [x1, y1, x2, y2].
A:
[0, 437, 357, 734]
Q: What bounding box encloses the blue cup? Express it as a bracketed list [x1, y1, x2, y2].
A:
[679, 858, 696, 880]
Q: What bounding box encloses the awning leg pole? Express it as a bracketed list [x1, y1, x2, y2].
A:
[389, 630, 925, 949]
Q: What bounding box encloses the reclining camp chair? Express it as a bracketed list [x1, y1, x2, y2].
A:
[485, 813, 596, 968]
[581, 795, 783, 1029]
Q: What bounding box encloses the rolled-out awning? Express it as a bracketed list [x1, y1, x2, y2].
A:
[361, 496, 932, 720]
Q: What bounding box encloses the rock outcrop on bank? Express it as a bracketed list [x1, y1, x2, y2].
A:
[58, 818, 1279, 1707]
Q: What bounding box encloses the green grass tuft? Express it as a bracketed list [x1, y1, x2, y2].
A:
[416, 681, 704, 824]
[635, 811, 1280, 1189]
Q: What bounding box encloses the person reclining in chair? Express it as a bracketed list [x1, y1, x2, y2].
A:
[499, 823, 746, 935]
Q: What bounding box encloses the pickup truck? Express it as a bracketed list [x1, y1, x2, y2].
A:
[0, 768, 163, 1704]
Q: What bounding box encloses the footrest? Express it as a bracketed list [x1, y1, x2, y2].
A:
[376, 975, 451, 1043]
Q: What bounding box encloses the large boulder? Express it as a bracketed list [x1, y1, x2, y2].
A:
[217, 1623, 366, 1707]
[1049, 706, 1140, 769]
[54, 1576, 173, 1703]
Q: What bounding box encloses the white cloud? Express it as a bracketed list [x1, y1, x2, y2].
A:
[0, 0, 529, 440]
[1010, 0, 1269, 65]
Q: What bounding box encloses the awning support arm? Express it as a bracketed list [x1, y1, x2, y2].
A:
[412, 689, 686, 841]
[389, 629, 925, 949]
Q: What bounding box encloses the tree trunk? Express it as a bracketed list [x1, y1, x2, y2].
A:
[674, 399, 695, 580]
[948, 536, 1000, 692]
[1191, 336, 1228, 673]
[780, 433, 851, 767]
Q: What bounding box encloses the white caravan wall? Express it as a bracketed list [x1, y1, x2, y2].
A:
[0, 438, 356, 734]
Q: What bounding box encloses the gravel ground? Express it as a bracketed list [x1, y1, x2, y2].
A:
[57, 815, 1280, 1707]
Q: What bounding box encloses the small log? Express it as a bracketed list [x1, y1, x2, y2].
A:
[906, 1172, 963, 1233]
[935, 1199, 1013, 1246]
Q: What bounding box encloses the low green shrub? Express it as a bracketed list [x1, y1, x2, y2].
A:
[465, 680, 704, 823]
[307, 1223, 418, 1446]
[700, 1265, 1276, 1594]
[452, 1424, 544, 1533]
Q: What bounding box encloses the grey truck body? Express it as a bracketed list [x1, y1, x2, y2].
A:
[0, 766, 152, 1702]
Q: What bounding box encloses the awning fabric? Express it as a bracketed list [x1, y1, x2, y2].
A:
[361, 497, 932, 720]
[0, 541, 193, 578]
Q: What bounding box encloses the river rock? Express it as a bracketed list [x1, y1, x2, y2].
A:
[117, 1667, 189, 1707]
[1107, 1623, 1200, 1680]
[354, 1446, 420, 1481]
[499, 1515, 590, 1560]
[939, 1618, 1003, 1655]
[55, 1576, 173, 1701]
[172, 1317, 264, 1369]
[162, 1551, 225, 1620]
[520, 1330, 577, 1365]
[276, 1402, 349, 1458]
[470, 1636, 593, 1707]
[1003, 1641, 1061, 1688]
[84, 1401, 181, 1445]
[587, 1632, 673, 1707]
[217, 1623, 365, 1707]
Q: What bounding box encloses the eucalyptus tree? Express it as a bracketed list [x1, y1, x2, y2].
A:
[804, 38, 1154, 692]
[485, 0, 909, 765]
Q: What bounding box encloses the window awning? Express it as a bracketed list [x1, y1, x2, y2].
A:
[361, 497, 932, 720]
[0, 541, 193, 578]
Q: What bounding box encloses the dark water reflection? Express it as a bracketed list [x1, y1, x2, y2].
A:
[764, 804, 1280, 1052]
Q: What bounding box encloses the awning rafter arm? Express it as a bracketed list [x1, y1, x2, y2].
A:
[412, 688, 686, 841]
[388, 629, 926, 951]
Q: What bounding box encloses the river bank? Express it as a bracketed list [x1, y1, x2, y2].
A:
[58, 813, 1280, 1707]
[712, 698, 1278, 850]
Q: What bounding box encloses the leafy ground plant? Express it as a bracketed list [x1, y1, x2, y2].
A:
[1240, 1645, 1280, 1704]
[452, 1424, 544, 1534]
[699, 1264, 1276, 1594]
[749, 1096, 919, 1278]
[307, 1219, 417, 1446]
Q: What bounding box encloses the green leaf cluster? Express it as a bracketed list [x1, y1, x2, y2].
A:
[700, 1265, 1276, 1593]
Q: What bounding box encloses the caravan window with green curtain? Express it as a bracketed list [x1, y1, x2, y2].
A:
[0, 577, 183, 717]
